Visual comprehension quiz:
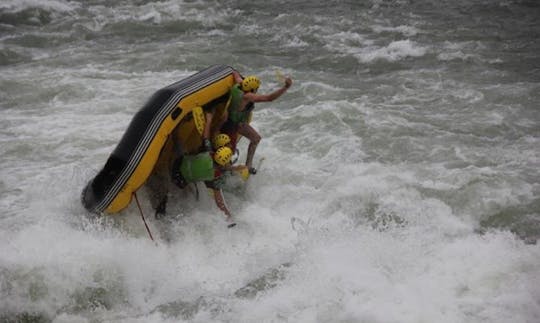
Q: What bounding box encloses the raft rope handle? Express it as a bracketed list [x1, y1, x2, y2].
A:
[133, 192, 154, 241]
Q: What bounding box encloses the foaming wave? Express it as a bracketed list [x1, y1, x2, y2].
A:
[437, 41, 481, 62]
[323, 28, 427, 63]
[81, 0, 238, 33]
[0, 0, 79, 26]
[357, 40, 427, 63]
[229, 149, 540, 322]
[372, 24, 420, 37]
[244, 226, 540, 323]
[224, 153, 540, 322]
[0, 0, 78, 13]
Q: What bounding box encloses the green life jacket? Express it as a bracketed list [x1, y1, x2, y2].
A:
[179, 153, 215, 182]
[228, 84, 250, 124]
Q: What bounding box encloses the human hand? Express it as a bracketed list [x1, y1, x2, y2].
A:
[284, 77, 292, 89]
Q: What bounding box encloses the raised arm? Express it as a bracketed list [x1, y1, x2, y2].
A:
[244, 77, 292, 103]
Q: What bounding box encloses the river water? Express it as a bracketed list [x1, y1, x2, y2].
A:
[1, 0, 539, 322]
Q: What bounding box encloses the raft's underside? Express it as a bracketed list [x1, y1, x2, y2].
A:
[82, 65, 235, 214]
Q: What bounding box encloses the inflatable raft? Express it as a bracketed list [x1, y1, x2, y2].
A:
[82, 65, 235, 214]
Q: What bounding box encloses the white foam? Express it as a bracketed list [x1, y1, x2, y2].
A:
[372, 24, 420, 37]
[357, 40, 427, 63]
[1, 4, 539, 321]
[0, 0, 79, 13]
[2, 79, 539, 323]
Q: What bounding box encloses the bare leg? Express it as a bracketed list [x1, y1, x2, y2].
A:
[145, 147, 172, 218]
[203, 112, 214, 151]
[237, 123, 261, 169]
[146, 168, 169, 218]
[204, 112, 213, 139]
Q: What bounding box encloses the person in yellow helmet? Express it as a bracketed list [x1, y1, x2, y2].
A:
[212, 133, 232, 150]
[169, 146, 237, 227]
[220, 70, 293, 174]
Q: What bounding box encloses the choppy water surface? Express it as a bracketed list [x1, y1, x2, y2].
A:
[1, 0, 539, 322]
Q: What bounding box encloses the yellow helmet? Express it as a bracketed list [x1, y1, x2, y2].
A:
[214, 146, 233, 166]
[212, 133, 231, 149]
[241, 76, 260, 93]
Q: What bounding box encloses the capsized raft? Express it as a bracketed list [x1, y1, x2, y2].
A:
[82, 65, 235, 214]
